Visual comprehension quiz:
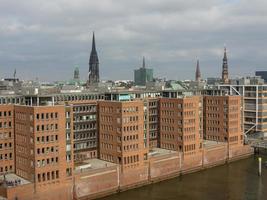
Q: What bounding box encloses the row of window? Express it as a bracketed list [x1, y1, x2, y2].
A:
[161, 102, 196, 109]
[123, 134, 139, 141]
[74, 141, 96, 150]
[36, 157, 59, 167]
[100, 125, 113, 131]
[101, 142, 113, 150]
[36, 124, 58, 132]
[73, 105, 96, 113]
[101, 133, 114, 140]
[122, 116, 139, 123]
[0, 165, 12, 172]
[149, 124, 158, 130]
[0, 121, 12, 128]
[161, 143, 175, 150]
[74, 132, 96, 140]
[36, 146, 59, 155]
[123, 125, 139, 132]
[37, 170, 59, 182]
[36, 135, 58, 143]
[0, 111, 12, 117]
[123, 155, 139, 164]
[73, 123, 96, 131]
[36, 112, 58, 120]
[0, 142, 12, 149]
[74, 151, 96, 161]
[100, 153, 114, 163]
[184, 144, 196, 152]
[206, 135, 222, 141]
[55, 94, 102, 102]
[161, 110, 175, 116]
[74, 114, 96, 121]
[100, 106, 139, 114]
[0, 97, 23, 105]
[122, 144, 139, 151]
[0, 153, 13, 160]
[0, 132, 12, 139]
[149, 132, 157, 138]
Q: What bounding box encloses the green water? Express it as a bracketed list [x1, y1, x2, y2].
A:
[101, 155, 267, 200]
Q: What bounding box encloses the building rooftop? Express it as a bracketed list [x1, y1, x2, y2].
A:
[203, 140, 226, 149]
[74, 158, 117, 173]
[148, 148, 177, 158]
[0, 173, 31, 188]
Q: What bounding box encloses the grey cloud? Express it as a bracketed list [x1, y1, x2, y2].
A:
[0, 0, 267, 81]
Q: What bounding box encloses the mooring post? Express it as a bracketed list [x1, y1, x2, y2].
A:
[258, 157, 262, 176]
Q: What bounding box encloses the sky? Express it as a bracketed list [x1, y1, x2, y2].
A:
[0, 0, 267, 82]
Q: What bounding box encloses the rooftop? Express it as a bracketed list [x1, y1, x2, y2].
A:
[148, 148, 177, 158]
[203, 140, 226, 149]
[0, 173, 31, 188]
[74, 158, 117, 173]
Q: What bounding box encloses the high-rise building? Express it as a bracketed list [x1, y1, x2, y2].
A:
[222, 47, 229, 84]
[87, 33, 100, 86]
[73, 66, 80, 81]
[134, 57, 154, 86]
[255, 71, 267, 83]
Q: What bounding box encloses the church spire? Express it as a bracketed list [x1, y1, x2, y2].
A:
[222, 47, 229, 84]
[195, 59, 201, 82]
[92, 32, 96, 53]
[87, 32, 100, 86]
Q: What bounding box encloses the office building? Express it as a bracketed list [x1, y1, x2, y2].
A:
[134, 57, 154, 86]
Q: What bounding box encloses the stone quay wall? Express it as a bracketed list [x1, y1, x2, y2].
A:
[0, 145, 253, 200]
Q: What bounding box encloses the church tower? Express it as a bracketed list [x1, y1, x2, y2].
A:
[195, 59, 201, 82]
[222, 47, 229, 84]
[87, 32, 100, 86]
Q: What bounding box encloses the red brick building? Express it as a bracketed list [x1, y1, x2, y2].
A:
[14, 105, 72, 191]
[0, 105, 14, 174]
[159, 96, 203, 156]
[98, 100, 148, 170]
[203, 95, 243, 146]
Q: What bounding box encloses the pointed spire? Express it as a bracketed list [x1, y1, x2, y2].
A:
[223, 46, 227, 60]
[195, 59, 201, 82]
[92, 32, 96, 53]
[89, 31, 99, 64]
[88, 32, 100, 86]
[142, 56, 146, 68]
[222, 46, 229, 84]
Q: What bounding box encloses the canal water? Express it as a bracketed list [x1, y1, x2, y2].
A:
[101, 155, 267, 200]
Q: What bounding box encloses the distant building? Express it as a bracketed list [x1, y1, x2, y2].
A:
[255, 71, 267, 83]
[134, 57, 153, 86]
[207, 77, 221, 85]
[73, 66, 80, 81]
[230, 76, 264, 85]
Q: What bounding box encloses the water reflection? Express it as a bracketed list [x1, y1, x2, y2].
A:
[101, 155, 267, 200]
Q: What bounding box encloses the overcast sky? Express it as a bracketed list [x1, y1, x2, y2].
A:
[0, 0, 267, 81]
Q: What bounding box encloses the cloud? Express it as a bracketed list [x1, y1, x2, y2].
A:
[0, 0, 267, 81]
